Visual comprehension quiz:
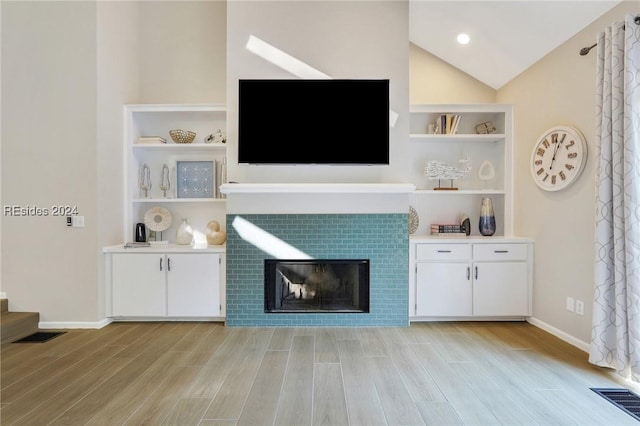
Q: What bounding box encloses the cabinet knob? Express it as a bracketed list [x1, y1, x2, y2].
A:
[159, 257, 163, 271]
[475, 266, 478, 280]
[437, 250, 452, 253]
[467, 267, 470, 280]
[168, 257, 171, 272]
[494, 250, 509, 253]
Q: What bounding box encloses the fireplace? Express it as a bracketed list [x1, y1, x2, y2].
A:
[264, 259, 370, 313]
[220, 183, 414, 327]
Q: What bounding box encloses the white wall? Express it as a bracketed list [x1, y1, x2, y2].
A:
[498, 1, 640, 346]
[226, 1, 409, 184]
[410, 42, 496, 104]
[2, 2, 99, 323]
[138, 1, 227, 104]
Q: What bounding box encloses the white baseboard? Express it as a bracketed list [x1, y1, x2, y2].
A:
[36, 316, 590, 353]
[39, 318, 112, 330]
[527, 316, 590, 353]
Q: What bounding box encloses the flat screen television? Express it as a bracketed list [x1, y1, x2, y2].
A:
[238, 79, 389, 165]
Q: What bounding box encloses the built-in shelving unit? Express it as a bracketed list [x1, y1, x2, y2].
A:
[407, 104, 533, 321]
[408, 104, 513, 238]
[124, 104, 228, 244]
[105, 104, 228, 322]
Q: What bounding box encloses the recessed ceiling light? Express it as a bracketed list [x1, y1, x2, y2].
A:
[457, 33, 470, 45]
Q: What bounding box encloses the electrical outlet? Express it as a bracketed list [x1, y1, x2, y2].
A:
[566, 296, 575, 312]
[576, 300, 584, 316]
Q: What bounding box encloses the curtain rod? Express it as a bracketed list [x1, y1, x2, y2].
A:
[579, 15, 640, 56]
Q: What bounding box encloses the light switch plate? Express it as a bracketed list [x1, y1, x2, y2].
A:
[71, 216, 85, 228]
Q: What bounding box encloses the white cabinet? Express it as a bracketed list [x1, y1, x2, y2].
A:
[410, 239, 533, 319]
[124, 104, 227, 244]
[166, 253, 220, 317]
[112, 253, 166, 317]
[471, 243, 529, 316]
[416, 262, 472, 316]
[107, 247, 224, 319]
[409, 104, 513, 237]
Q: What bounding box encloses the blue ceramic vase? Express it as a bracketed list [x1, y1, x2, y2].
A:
[479, 197, 496, 236]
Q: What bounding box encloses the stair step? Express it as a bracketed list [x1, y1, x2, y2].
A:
[1, 310, 40, 345]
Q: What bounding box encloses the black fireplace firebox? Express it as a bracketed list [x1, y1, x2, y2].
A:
[264, 259, 370, 313]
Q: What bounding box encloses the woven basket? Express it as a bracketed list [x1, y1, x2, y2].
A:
[169, 129, 196, 144]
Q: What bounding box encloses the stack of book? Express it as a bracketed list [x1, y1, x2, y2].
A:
[430, 223, 467, 237]
[436, 114, 462, 135]
[137, 136, 167, 144]
[124, 241, 151, 249]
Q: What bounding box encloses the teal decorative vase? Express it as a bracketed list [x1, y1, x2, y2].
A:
[478, 197, 496, 236]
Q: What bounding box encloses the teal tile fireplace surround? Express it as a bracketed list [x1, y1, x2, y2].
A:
[225, 213, 409, 326]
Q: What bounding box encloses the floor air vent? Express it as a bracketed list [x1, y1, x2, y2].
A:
[12, 331, 66, 343]
[591, 388, 640, 421]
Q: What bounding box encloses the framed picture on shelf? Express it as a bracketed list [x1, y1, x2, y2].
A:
[174, 158, 216, 199]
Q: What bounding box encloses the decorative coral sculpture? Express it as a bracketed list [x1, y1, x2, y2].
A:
[424, 158, 471, 190]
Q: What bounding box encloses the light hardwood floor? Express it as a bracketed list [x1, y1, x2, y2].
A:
[1, 321, 639, 425]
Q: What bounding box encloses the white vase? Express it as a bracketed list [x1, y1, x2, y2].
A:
[176, 218, 193, 245]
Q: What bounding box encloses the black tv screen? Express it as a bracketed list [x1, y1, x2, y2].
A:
[238, 79, 389, 165]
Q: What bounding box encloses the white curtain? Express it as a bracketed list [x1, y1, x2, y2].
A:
[590, 14, 640, 382]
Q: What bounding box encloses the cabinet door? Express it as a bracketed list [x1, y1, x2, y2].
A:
[416, 262, 472, 316]
[167, 253, 220, 317]
[112, 253, 166, 317]
[472, 262, 528, 316]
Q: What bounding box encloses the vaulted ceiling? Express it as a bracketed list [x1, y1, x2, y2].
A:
[409, 1, 622, 89]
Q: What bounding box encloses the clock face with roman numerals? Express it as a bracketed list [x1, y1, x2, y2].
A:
[530, 125, 587, 191]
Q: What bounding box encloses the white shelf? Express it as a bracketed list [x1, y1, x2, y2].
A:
[103, 243, 226, 253]
[413, 189, 505, 195]
[126, 104, 226, 113]
[132, 198, 225, 203]
[410, 134, 506, 143]
[133, 143, 226, 150]
[410, 235, 533, 243]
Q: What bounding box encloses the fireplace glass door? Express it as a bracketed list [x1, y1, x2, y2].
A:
[264, 259, 370, 313]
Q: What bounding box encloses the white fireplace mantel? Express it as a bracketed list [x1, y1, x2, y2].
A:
[220, 183, 416, 214]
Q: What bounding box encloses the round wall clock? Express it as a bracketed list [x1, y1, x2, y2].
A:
[530, 125, 587, 191]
